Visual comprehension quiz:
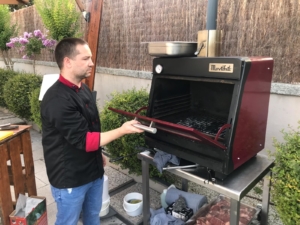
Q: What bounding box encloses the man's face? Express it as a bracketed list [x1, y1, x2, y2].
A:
[69, 44, 94, 80]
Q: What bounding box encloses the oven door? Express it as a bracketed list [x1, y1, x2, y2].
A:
[108, 107, 230, 150]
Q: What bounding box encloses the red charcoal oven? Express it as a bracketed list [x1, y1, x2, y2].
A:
[109, 56, 273, 180]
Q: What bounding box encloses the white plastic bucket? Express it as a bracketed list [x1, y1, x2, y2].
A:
[99, 198, 110, 217]
[123, 192, 143, 217]
[102, 175, 109, 202]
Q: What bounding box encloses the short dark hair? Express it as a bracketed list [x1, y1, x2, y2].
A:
[54, 38, 88, 69]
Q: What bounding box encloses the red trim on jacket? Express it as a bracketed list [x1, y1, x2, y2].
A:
[86, 132, 100, 152]
[59, 75, 83, 91]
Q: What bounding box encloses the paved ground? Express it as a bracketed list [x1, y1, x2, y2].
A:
[0, 108, 283, 225]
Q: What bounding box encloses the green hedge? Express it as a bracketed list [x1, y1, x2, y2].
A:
[100, 88, 160, 177]
[271, 123, 300, 225]
[30, 87, 42, 129]
[3, 73, 42, 120]
[0, 68, 18, 107]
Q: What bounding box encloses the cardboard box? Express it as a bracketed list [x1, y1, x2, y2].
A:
[9, 196, 47, 225]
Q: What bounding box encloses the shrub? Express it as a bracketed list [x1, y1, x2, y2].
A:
[271, 123, 300, 225]
[0, 68, 18, 107]
[101, 88, 160, 177]
[3, 73, 42, 120]
[35, 0, 81, 41]
[0, 5, 17, 70]
[30, 87, 42, 129]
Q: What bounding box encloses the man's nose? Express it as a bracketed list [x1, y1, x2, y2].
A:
[89, 59, 94, 66]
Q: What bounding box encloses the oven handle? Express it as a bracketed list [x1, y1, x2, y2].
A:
[214, 124, 231, 141]
[133, 121, 157, 134]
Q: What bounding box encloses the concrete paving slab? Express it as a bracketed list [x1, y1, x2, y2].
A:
[104, 166, 134, 192]
[49, 199, 126, 225]
[35, 177, 48, 189]
[33, 159, 47, 174]
[110, 183, 161, 225]
[47, 202, 57, 225]
[37, 185, 55, 205]
[35, 170, 50, 185]
[78, 215, 125, 225]
[32, 150, 45, 161]
[100, 216, 126, 225]
[0, 111, 26, 125]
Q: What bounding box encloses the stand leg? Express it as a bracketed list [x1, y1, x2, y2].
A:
[142, 160, 150, 225]
[230, 199, 240, 225]
[261, 171, 271, 225]
[182, 178, 188, 191]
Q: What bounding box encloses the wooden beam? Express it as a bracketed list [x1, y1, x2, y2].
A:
[74, 0, 85, 12]
[0, 0, 29, 4]
[84, 0, 103, 91]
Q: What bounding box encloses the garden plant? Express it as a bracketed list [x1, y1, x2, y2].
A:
[0, 5, 17, 70]
[35, 0, 82, 41]
[271, 123, 300, 225]
[6, 30, 56, 74]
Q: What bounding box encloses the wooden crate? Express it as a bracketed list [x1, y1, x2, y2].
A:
[0, 125, 37, 225]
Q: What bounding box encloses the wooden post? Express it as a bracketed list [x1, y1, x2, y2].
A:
[84, 0, 103, 91]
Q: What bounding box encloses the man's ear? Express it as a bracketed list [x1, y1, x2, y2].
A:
[64, 57, 72, 69]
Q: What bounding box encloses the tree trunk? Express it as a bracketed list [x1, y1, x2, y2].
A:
[1, 50, 14, 70]
[33, 55, 36, 75]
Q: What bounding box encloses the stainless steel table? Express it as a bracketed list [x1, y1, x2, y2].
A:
[138, 153, 274, 225]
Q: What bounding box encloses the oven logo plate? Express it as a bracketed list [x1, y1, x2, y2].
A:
[209, 63, 234, 73]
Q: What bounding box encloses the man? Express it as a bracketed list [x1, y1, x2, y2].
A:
[41, 37, 143, 225]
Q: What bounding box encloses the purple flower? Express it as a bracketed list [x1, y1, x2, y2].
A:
[43, 39, 56, 48]
[6, 42, 14, 48]
[19, 38, 29, 45]
[33, 30, 43, 38]
[41, 35, 47, 41]
[22, 55, 28, 59]
[10, 37, 19, 43]
[23, 32, 30, 38]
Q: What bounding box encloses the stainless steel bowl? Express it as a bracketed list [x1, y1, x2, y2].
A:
[147, 41, 197, 57]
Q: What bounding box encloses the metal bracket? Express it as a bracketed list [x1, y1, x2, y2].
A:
[163, 164, 198, 171]
[204, 168, 217, 184]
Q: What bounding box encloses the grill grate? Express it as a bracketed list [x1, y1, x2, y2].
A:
[167, 111, 228, 138]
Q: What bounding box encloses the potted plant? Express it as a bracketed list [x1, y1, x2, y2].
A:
[6, 30, 56, 74]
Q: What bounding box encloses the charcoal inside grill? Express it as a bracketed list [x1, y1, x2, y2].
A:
[167, 111, 228, 138]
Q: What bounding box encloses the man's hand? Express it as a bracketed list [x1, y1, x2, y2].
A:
[102, 153, 106, 167]
[120, 120, 145, 135]
[99, 120, 144, 146]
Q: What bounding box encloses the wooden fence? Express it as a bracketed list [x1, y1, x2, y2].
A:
[7, 0, 300, 83]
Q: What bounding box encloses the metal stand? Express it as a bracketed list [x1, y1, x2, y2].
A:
[138, 153, 274, 225]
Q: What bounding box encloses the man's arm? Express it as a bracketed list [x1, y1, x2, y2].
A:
[100, 120, 143, 146]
